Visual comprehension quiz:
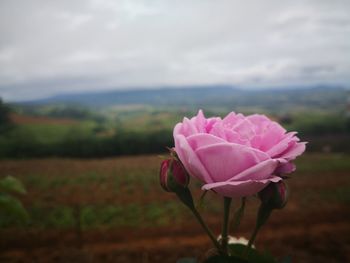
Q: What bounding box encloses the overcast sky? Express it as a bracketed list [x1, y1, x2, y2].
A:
[0, 0, 349, 101]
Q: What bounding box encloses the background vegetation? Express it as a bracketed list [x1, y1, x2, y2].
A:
[0, 87, 349, 262]
[0, 86, 350, 158]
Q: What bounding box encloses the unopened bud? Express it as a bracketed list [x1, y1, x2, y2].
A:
[159, 158, 190, 192]
[258, 181, 288, 210]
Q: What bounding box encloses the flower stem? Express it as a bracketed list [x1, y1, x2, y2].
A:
[232, 197, 246, 234]
[246, 204, 272, 254]
[191, 207, 223, 253]
[247, 223, 260, 250]
[175, 188, 223, 253]
[221, 197, 232, 255]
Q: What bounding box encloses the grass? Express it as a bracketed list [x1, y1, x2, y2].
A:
[319, 187, 350, 203]
[0, 153, 349, 229]
[0, 202, 185, 228]
[294, 153, 350, 173]
[17, 121, 97, 144]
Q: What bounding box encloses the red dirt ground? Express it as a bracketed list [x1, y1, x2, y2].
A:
[0, 155, 349, 263]
[1, 207, 349, 263]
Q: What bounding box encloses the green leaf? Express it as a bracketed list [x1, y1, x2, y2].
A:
[228, 244, 276, 263]
[279, 256, 292, 263]
[0, 176, 26, 194]
[0, 193, 29, 222]
[177, 258, 197, 263]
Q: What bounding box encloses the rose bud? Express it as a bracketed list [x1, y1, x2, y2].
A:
[159, 158, 190, 192]
[258, 181, 289, 210]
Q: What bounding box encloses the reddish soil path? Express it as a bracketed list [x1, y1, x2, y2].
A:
[1, 205, 349, 263]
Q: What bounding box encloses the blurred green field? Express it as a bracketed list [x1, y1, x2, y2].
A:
[0, 153, 349, 229]
[1, 108, 350, 158]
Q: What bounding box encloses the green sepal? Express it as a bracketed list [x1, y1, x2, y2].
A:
[166, 165, 179, 192]
[175, 187, 195, 210]
[231, 197, 246, 233]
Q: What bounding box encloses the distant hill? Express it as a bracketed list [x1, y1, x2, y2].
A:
[16, 85, 348, 112]
[20, 86, 234, 107]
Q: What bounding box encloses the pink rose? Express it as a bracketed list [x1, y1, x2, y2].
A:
[173, 110, 306, 198]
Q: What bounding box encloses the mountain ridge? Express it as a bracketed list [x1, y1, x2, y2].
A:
[15, 85, 348, 111]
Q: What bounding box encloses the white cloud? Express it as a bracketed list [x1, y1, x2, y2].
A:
[0, 0, 349, 101]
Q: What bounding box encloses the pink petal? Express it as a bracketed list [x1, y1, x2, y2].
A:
[279, 142, 307, 160]
[223, 112, 245, 128]
[250, 134, 263, 149]
[173, 122, 182, 137]
[247, 114, 271, 134]
[202, 177, 282, 198]
[258, 122, 286, 152]
[195, 143, 269, 182]
[247, 114, 270, 124]
[174, 134, 213, 183]
[193, 110, 207, 133]
[266, 132, 298, 157]
[186, 133, 226, 151]
[275, 162, 296, 174]
[231, 119, 256, 141]
[225, 130, 250, 145]
[229, 158, 280, 181]
[209, 122, 228, 140]
[205, 117, 221, 133]
[180, 117, 198, 137]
